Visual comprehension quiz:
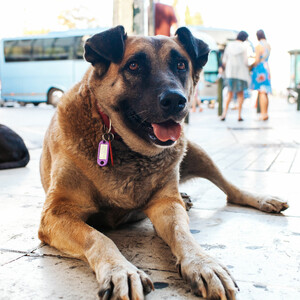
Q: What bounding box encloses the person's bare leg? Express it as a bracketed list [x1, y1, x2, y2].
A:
[198, 99, 203, 112]
[191, 89, 200, 112]
[221, 91, 233, 120]
[259, 92, 269, 120]
[191, 96, 197, 112]
[237, 91, 244, 120]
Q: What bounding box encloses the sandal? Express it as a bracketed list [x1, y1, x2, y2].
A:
[238, 118, 244, 122]
[220, 116, 226, 121]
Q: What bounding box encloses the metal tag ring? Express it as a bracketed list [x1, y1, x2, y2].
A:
[102, 132, 114, 141]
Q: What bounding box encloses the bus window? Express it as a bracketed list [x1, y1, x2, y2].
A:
[203, 51, 218, 83]
[32, 39, 44, 60]
[43, 38, 56, 60]
[51, 37, 74, 60]
[4, 39, 32, 62]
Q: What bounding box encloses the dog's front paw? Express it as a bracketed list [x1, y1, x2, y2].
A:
[97, 260, 154, 300]
[177, 252, 238, 300]
[258, 195, 289, 213]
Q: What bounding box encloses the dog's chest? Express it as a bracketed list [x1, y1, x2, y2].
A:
[96, 142, 183, 209]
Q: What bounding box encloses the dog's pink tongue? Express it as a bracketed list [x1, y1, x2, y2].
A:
[151, 122, 181, 142]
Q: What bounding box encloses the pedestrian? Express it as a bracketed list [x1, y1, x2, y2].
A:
[155, 1, 178, 36]
[251, 29, 271, 121]
[220, 30, 250, 121]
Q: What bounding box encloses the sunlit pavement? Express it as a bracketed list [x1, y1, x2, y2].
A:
[0, 97, 300, 299]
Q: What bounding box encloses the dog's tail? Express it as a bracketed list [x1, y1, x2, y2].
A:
[0, 150, 30, 170]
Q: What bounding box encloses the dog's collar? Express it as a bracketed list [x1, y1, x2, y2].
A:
[95, 101, 120, 139]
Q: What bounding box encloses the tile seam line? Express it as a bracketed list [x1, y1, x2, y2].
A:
[227, 127, 239, 144]
[266, 147, 283, 171]
[288, 148, 298, 173]
[0, 244, 43, 266]
[0, 251, 78, 266]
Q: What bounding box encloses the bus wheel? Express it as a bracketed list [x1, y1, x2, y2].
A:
[48, 88, 63, 107]
[33, 102, 40, 106]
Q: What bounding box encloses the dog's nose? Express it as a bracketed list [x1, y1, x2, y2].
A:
[159, 90, 187, 115]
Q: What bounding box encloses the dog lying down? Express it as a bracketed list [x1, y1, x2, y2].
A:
[38, 26, 288, 300]
[0, 124, 30, 170]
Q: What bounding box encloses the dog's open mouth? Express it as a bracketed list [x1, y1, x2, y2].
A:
[121, 103, 182, 146]
[151, 121, 181, 143]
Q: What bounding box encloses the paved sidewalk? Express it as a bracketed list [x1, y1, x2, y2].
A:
[0, 96, 300, 300]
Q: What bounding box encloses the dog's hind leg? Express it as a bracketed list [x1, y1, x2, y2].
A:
[180, 192, 193, 211]
[180, 140, 289, 213]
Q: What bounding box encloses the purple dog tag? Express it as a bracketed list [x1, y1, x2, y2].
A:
[97, 140, 110, 167]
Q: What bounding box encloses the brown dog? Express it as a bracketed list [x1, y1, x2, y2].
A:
[39, 26, 288, 300]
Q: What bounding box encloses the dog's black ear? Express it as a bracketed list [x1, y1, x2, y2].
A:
[175, 27, 210, 75]
[84, 26, 127, 67]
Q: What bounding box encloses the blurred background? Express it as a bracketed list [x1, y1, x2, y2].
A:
[0, 0, 299, 106]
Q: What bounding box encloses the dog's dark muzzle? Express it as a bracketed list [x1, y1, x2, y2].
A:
[159, 90, 187, 117]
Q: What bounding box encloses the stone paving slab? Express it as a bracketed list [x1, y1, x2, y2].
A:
[0, 254, 99, 300]
[0, 149, 44, 198]
[0, 193, 43, 252]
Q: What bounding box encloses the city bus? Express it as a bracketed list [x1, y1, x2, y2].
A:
[0, 27, 106, 106]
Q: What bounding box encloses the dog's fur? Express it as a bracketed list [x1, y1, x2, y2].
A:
[39, 26, 288, 300]
[0, 124, 30, 170]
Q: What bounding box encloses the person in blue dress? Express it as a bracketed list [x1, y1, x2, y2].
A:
[251, 29, 271, 121]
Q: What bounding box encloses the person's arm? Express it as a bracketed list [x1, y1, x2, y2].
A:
[249, 44, 261, 70]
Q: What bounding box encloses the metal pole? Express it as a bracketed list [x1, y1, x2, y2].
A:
[113, 0, 134, 34]
[133, 0, 148, 35]
[296, 53, 300, 111]
[148, 0, 155, 36]
[297, 84, 300, 111]
[217, 77, 223, 116]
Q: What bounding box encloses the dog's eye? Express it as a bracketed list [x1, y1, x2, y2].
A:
[177, 62, 186, 70]
[128, 62, 139, 71]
